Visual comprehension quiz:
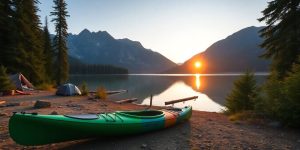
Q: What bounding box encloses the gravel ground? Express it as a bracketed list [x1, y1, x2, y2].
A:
[0, 91, 299, 150]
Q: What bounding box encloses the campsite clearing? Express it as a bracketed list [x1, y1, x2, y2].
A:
[0, 91, 299, 149]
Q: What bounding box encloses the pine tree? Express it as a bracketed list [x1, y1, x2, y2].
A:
[43, 16, 54, 83]
[0, 0, 19, 73]
[14, 0, 46, 84]
[51, 0, 69, 85]
[0, 65, 15, 91]
[258, 0, 300, 79]
[281, 57, 300, 126]
[225, 71, 258, 114]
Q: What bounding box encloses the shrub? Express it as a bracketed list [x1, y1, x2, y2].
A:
[258, 72, 283, 118]
[80, 82, 88, 96]
[261, 62, 300, 127]
[35, 83, 56, 91]
[224, 71, 259, 114]
[95, 86, 107, 99]
[228, 111, 256, 122]
[0, 66, 15, 91]
[278, 64, 300, 126]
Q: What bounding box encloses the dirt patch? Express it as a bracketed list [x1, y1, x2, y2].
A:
[0, 91, 299, 150]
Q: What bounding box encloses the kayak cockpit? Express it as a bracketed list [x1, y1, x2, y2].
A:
[64, 114, 99, 120]
[116, 110, 164, 118]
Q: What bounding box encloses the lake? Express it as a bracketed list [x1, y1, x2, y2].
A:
[69, 74, 267, 112]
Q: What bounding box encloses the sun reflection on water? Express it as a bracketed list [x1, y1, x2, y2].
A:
[195, 74, 200, 90]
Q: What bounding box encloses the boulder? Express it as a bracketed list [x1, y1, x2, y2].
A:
[34, 100, 51, 109]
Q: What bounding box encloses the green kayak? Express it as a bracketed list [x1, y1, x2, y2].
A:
[9, 106, 192, 146]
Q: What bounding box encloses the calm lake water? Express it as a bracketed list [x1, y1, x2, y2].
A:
[69, 74, 267, 112]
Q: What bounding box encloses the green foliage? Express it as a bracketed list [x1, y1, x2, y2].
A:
[69, 63, 129, 74]
[0, 0, 20, 73]
[258, 62, 300, 127]
[281, 64, 300, 126]
[95, 87, 107, 99]
[224, 71, 259, 114]
[257, 73, 283, 117]
[0, 66, 15, 91]
[257, 0, 300, 127]
[51, 0, 70, 85]
[43, 17, 54, 83]
[258, 0, 300, 79]
[228, 111, 257, 122]
[80, 82, 88, 96]
[35, 83, 56, 92]
[0, 0, 70, 87]
[13, 0, 46, 84]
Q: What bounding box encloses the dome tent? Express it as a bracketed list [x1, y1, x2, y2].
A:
[56, 83, 81, 96]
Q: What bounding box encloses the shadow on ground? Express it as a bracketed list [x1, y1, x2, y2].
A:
[61, 122, 192, 150]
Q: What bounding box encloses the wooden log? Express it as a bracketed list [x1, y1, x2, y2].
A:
[106, 90, 127, 95]
[89, 90, 127, 95]
[116, 98, 138, 104]
[165, 96, 198, 105]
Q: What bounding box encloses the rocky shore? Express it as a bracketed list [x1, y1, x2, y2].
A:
[0, 91, 299, 150]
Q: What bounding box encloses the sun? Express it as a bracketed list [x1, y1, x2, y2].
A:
[195, 61, 202, 68]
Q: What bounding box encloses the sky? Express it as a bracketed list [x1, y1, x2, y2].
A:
[38, 0, 268, 63]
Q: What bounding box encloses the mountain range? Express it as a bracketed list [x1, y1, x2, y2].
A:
[67, 29, 177, 73]
[168, 26, 270, 73]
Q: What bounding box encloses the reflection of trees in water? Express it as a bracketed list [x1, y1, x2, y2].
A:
[69, 75, 129, 89]
[69, 75, 177, 102]
[177, 75, 267, 105]
[69, 74, 266, 106]
[112, 76, 177, 102]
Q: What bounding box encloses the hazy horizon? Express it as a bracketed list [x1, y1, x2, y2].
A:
[38, 0, 267, 63]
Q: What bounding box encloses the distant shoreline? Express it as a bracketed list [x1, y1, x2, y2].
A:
[69, 72, 270, 76]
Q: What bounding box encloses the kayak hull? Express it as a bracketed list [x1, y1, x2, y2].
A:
[9, 106, 192, 146]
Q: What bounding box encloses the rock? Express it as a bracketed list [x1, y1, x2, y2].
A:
[34, 100, 51, 109]
[268, 121, 281, 128]
[141, 144, 147, 149]
[234, 121, 241, 125]
[88, 96, 94, 100]
[5, 102, 21, 107]
[0, 113, 8, 117]
[100, 104, 107, 107]
[66, 104, 80, 107]
[50, 111, 58, 115]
